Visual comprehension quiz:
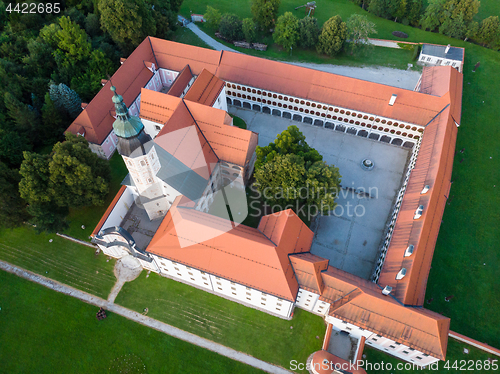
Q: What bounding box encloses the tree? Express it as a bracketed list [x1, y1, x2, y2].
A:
[147, 0, 179, 39]
[444, 0, 480, 24]
[98, 0, 156, 53]
[26, 202, 69, 233]
[346, 14, 377, 54]
[251, 0, 281, 31]
[4, 92, 41, 140]
[19, 133, 111, 213]
[0, 162, 28, 228]
[298, 16, 320, 49]
[254, 153, 341, 215]
[273, 12, 299, 52]
[476, 16, 500, 48]
[219, 14, 244, 41]
[54, 16, 92, 67]
[41, 93, 71, 146]
[317, 15, 347, 57]
[204, 6, 222, 29]
[85, 13, 102, 37]
[242, 18, 256, 43]
[420, 0, 447, 31]
[0, 129, 32, 167]
[407, 0, 423, 25]
[71, 49, 114, 101]
[439, 13, 467, 39]
[394, 0, 408, 23]
[368, 0, 391, 19]
[49, 83, 82, 118]
[256, 125, 322, 170]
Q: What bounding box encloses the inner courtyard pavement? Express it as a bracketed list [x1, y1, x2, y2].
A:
[230, 107, 410, 280]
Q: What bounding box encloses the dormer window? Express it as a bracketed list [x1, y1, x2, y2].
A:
[404, 245, 414, 257]
[396, 268, 407, 280]
[420, 185, 430, 194]
[414, 205, 424, 219]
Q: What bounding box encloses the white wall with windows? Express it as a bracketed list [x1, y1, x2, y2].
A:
[418, 54, 462, 73]
[325, 314, 439, 366]
[224, 82, 423, 148]
[149, 255, 294, 318]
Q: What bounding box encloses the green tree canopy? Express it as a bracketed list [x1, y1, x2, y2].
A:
[298, 16, 320, 49]
[273, 12, 299, 52]
[54, 16, 92, 67]
[49, 83, 82, 118]
[255, 125, 322, 170]
[346, 14, 377, 54]
[19, 133, 111, 212]
[0, 161, 28, 228]
[251, 0, 281, 32]
[219, 14, 244, 41]
[254, 153, 341, 216]
[98, 0, 156, 53]
[204, 6, 222, 29]
[476, 16, 500, 48]
[242, 18, 257, 43]
[317, 15, 347, 57]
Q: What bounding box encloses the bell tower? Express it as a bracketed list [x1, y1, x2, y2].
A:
[111, 86, 168, 220]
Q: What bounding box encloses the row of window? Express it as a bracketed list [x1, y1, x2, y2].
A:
[226, 89, 418, 130]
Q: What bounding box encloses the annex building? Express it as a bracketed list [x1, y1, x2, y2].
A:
[67, 37, 463, 370]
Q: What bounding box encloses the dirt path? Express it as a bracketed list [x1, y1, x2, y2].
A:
[0, 259, 293, 374]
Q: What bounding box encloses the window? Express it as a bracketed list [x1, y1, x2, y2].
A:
[232, 292, 236, 295]
[174, 267, 179, 271]
[154, 125, 161, 131]
[246, 297, 251, 300]
[403, 351, 409, 355]
[389, 345, 396, 349]
[231, 287, 236, 291]
[218, 287, 222, 290]
[188, 272, 193, 276]
[216, 282, 221, 285]
[416, 356, 422, 360]
[177, 273, 182, 276]
[204, 282, 209, 285]
[427, 57, 431, 62]
[423, 354, 429, 357]
[246, 292, 251, 296]
[140, 161, 146, 166]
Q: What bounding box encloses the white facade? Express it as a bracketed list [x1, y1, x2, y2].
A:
[418, 54, 462, 72]
[149, 254, 295, 318]
[295, 288, 330, 316]
[325, 314, 439, 367]
[225, 82, 423, 148]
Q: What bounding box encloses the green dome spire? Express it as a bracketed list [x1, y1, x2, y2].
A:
[111, 86, 144, 138]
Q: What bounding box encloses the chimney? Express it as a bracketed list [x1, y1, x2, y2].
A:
[120, 57, 127, 65]
[101, 79, 108, 86]
[445, 44, 451, 54]
[382, 286, 393, 295]
[81, 103, 88, 110]
[389, 94, 397, 106]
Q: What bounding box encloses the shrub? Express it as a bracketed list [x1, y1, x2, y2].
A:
[317, 15, 347, 57]
[219, 14, 244, 41]
[204, 6, 222, 29]
[298, 16, 320, 49]
[242, 18, 256, 43]
[411, 45, 420, 60]
[273, 12, 299, 52]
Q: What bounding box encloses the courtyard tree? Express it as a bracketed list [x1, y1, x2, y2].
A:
[273, 12, 299, 52]
[346, 14, 377, 54]
[251, 0, 281, 31]
[298, 16, 320, 49]
[316, 15, 347, 57]
[255, 125, 322, 170]
[254, 153, 341, 216]
[204, 6, 222, 29]
[219, 14, 244, 41]
[242, 18, 257, 43]
[98, 0, 156, 53]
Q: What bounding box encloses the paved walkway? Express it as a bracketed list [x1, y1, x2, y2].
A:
[186, 23, 237, 52]
[0, 259, 292, 374]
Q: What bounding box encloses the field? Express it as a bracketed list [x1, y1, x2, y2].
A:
[115, 272, 326, 373]
[0, 271, 265, 374]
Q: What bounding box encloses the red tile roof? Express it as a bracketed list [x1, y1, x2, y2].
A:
[146, 204, 312, 301]
[378, 67, 462, 306]
[139, 88, 182, 124]
[310, 350, 367, 374]
[167, 64, 193, 97]
[290, 259, 450, 360]
[66, 38, 155, 144]
[184, 68, 225, 106]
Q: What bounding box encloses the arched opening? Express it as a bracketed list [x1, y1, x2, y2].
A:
[233, 99, 242, 107]
[243, 102, 251, 109]
[313, 119, 323, 127]
[282, 111, 291, 119]
[391, 138, 403, 146]
[226, 97, 232, 105]
[272, 109, 281, 117]
[303, 117, 313, 124]
[357, 130, 368, 138]
[252, 104, 261, 111]
[335, 124, 346, 132]
[369, 133, 380, 140]
[293, 114, 302, 122]
[380, 135, 391, 143]
[403, 141, 415, 149]
[346, 127, 356, 135]
[263, 106, 271, 114]
[325, 122, 334, 129]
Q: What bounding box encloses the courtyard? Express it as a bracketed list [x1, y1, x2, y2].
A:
[230, 107, 410, 280]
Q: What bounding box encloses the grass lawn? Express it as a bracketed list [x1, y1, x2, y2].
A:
[172, 23, 214, 49]
[176, 0, 500, 351]
[0, 271, 265, 374]
[475, 0, 500, 21]
[363, 339, 497, 374]
[230, 113, 247, 129]
[115, 272, 326, 373]
[63, 152, 128, 241]
[0, 226, 116, 298]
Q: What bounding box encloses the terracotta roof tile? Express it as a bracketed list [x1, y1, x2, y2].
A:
[139, 88, 182, 124]
[184, 69, 225, 106]
[167, 64, 193, 97]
